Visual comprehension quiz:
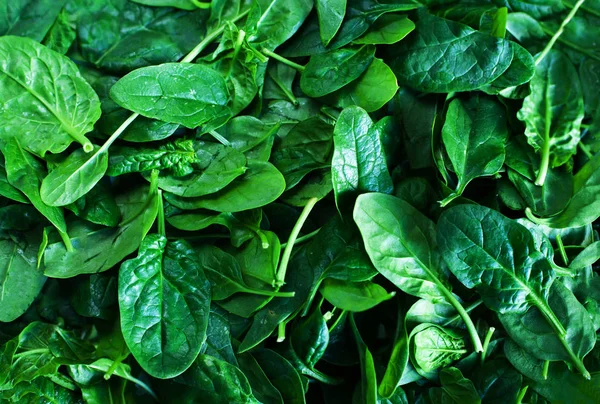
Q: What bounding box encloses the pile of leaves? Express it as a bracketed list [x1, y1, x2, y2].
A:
[1, 0, 600, 402]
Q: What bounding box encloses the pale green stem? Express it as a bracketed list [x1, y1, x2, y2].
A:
[261, 48, 306, 72]
[275, 197, 319, 287]
[281, 228, 320, 248]
[542, 360, 550, 380]
[157, 190, 165, 237]
[277, 322, 286, 342]
[556, 234, 569, 266]
[516, 385, 529, 404]
[190, 0, 211, 8]
[58, 229, 73, 252]
[480, 327, 496, 363]
[535, 134, 551, 186]
[209, 130, 231, 146]
[536, 0, 587, 65]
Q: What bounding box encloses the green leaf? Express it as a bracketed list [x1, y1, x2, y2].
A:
[130, 0, 197, 10]
[40, 146, 109, 207]
[499, 280, 595, 367]
[44, 185, 159, 278]
[391, 11, 513, 93]
[316, 0, 346, 46]
[42, 9, 76, 54]
[517, 50, 584, 183]
[154, 143, 247, 197]
[526, 152, 600, 228]
[253, 349, 306, 404]
[437, 204, 592, 377]
[119, 234, 211, 378]
[0, 0, 66, 41]
[570, 241, 600, 270]
[2, 138, 68, 234]
[350, 314, 377, 404]
[440, 95, 508, 205]
[0, 232, 46, 322]
[332, 58, 399, 112]
[409, 324, 467, 378]
[110, 63, 231, 129]
[291, 307, 330, 370]
[332, 107, 393, 208]
[300, 45, 375, 97]
[0, 36, 101, 156]
[164, 161, 285, 212]
[354, 14, 414, 45]
[247, 0, 313, 51]
[159, 354, 260, 403]
[78, 1, 207, 73]
[321, 279, 394, 312]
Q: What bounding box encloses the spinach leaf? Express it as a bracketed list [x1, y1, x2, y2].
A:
[0, 36, 101, 156]
[440, 95, 508, 206]
[517, 50, 584, 185]
[111, 63, 231, 129]
[391, 11, 513, 93]
[316, 0, 346, 46]
[332, 106, 393, 208]
[321, 279, 394, 312]
[119, 234, 211, 378]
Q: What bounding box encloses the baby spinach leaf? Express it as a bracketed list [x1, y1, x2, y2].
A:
[159, 354, 260, 403]
[119, 234, 211, 378]
[165, 161, 285, 212]
[300, 45, 375, 97]
[332, 107, 393, 209]
[409, 323, 467, 378]
[526, 151, 600, 228]
[570, 241, 600, 270]
[440, 95, 508, 206]
[320, 279, 395, 312]
[2, 138, 68, 234]
[499, 280, 595, 369]
[350, 314, 377, 404]
[438, 204, 592, 378]
[110, 63, 231, 129]
[153, 142, 247, 197]
[354, 193, 483, 352]
[391, 11, 513, 93]
[517, 50, 584, 185]
[0, 0, 66, 41]
[315, 0, 346, 46]
[0, 232, 46, 322]
[354, 14, 415, 45]
[42, 9, 76, 54]
[331, 58, 398, 112]
[0, 36, 101, 156]
[78, 0, 207, 73]
[40, 146, 109, 207]
[247, 0, 313, 51]
[131, 0, 197, 10]
[44, 184, 159, 278]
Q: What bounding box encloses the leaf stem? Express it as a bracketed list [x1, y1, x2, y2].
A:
[480, 327, 495, 363]
[535, 135, 551, 186]
[58, 229, 73, 252]
[275, 197, 319, 287]
[157, 190, 165, 237]
[436, 283, 484, 352]
[242, 287, 295, 298]
[190, 0, 211, 9]
[281, 227, 320, 248]
[563, 0, 600, 17]
[277, 322, 286, 342]
[209, 130, 231, 146]
[556, 234, 569, 266]
[181, 9, 250, 63]
[516, 385, 529, 404]
[536, 0, 587, 65]
[542, 360, 550, 380]
[261, 48, 306, 72]
[579, 142, 593, 159]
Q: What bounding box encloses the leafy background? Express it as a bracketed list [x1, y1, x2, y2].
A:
[0, 0, 600, 403]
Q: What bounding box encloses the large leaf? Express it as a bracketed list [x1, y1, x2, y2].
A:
[440, 94, 508, 205]
[110, 63, 231, 129]
[0, 36, 101, 156]
[437, 204, 592, 377]
[332, 107, 393, 208]
[391, 11, 513, 92]
[517, 50, 584, 176]
[0, 233, 46, 322]
[0, 0, 66, 41]
[119, 234, 211, 379]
